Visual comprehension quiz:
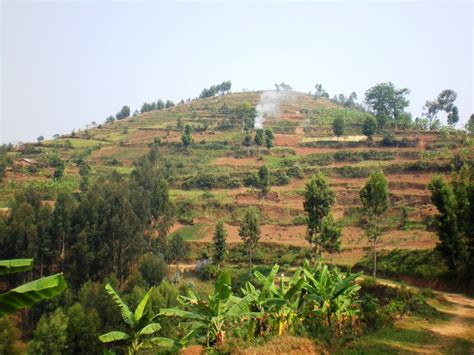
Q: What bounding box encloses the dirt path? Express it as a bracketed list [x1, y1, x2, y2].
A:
[431, 292, 474, 353]
[374, 277, 474, 353]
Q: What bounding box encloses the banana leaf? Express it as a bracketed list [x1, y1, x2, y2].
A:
[0, 259, 33, 276]
[0, 273, 67, 316]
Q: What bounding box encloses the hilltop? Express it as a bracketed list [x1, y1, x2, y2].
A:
[1, 90, 470, 267]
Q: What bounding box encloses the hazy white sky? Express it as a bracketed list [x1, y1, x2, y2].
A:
[1, 1, 473, 143]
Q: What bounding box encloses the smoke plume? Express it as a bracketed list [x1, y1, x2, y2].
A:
[255, 90, 297, 128]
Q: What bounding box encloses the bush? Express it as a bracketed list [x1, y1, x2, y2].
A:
[287, 165, 304, 179]
[381, 131, 397, 146]
[273, 169, 290, 185]
[139, 253, 168, 286]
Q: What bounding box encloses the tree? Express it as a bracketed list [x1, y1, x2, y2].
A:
[359, 170, 389, 278]
[362, 115, 377, 141]
[423, 89, 458, 127]
[239, 206, 261, 268]
[314, 84, 329, 98]
[105, 115, 115, 124]
[365, 82, 410, 119]
[37, 136, 44, 143]
[213, 221, 227, 268]
[165, 100, 175, 109]
[181, 124, 193, 147]
[428, 167, 473, 274]
[233, 102, 256, 131]
[99, 284, 179, 354]
[303, 173, 338, 260]
[332, 116, 345, 140]
[139, 253, 168, 286]
[242, 134, 252, 154]
[156, 99, 165, 110]
[447, 106, 459, 127]
[66, 303, 101, 354]
[78, 160, 91, 192]
[166, 234, 189, 267]
[254, 128, 264, 148]
[29, 308, 68, 355]
[116, 105, 130, 120]
[45, 151, 65, 180]
[258, 165, 271, 197]
[264, 128, 274, 151]
[466, 114, 474, 134]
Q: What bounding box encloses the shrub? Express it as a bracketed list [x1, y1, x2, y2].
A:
[381, 131, 397, 146]
[139, 253, 168, 286]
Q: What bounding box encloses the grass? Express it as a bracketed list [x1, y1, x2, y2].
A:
[169, 222, 207, 241]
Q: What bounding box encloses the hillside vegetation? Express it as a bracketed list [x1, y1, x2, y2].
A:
[1, 91, 471, 265]
[0, 86, 473, 354]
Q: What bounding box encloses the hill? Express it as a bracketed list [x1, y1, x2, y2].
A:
[1, 90, 470, 267]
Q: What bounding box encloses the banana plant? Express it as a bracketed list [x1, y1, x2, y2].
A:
[0, 259, 67, 317]
[99, 284, 188, 354]
[301, 261, 361, 331]
[244, 265, 305, 336]
[160, 271, 251, 347]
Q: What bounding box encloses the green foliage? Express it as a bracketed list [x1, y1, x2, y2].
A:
[239, 207, 261, 268]
[254, 128, 264, 147]
[139, 253, 168, 286]
[355, 249, 448, 281]
[429, 166, 473, 278]
[66, 303, 101, 354]
[99, 284, 180, 354]
[0, 316, 21, 354]
[381, 131, 397, 146]
[359, 170, 389, 277]
[0, 259, 67, 317]
[44, 151, 65, 180]
[301, 261, 361, 336]
[332, 116, 345, 139]
[213, 221, 227, 267]
[166, 234, 190, 265]
[160, 272, 248, 347]
[303, 173, 338, 259]
[265, 128, 274, 150]
[365, 82, 410, 119]
[115, 105, 130, 120]
[29, 308, 68, 355]
[258, 165, 271, 197]
[362, 115, 377, 140]
[181, 124, 193, 146]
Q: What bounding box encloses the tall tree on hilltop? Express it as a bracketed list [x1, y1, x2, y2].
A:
[359, 170, 389, 278]
[365, 82, 410, 121]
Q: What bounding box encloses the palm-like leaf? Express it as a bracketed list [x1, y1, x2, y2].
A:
[0, 273, 67, 316]
[139, 322, 161, 335]
[105, 283, 134, 327]
[134, 287, 153, 322]
[0, 259, 33, 276]
[99, 331, 130, 343]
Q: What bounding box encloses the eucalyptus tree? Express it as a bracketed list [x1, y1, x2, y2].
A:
[359, 170, 389, 278]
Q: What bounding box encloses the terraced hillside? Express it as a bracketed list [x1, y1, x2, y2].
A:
[1, 91, 471, 266]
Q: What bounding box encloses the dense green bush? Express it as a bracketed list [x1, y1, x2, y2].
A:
[355, 249, 448, 281]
